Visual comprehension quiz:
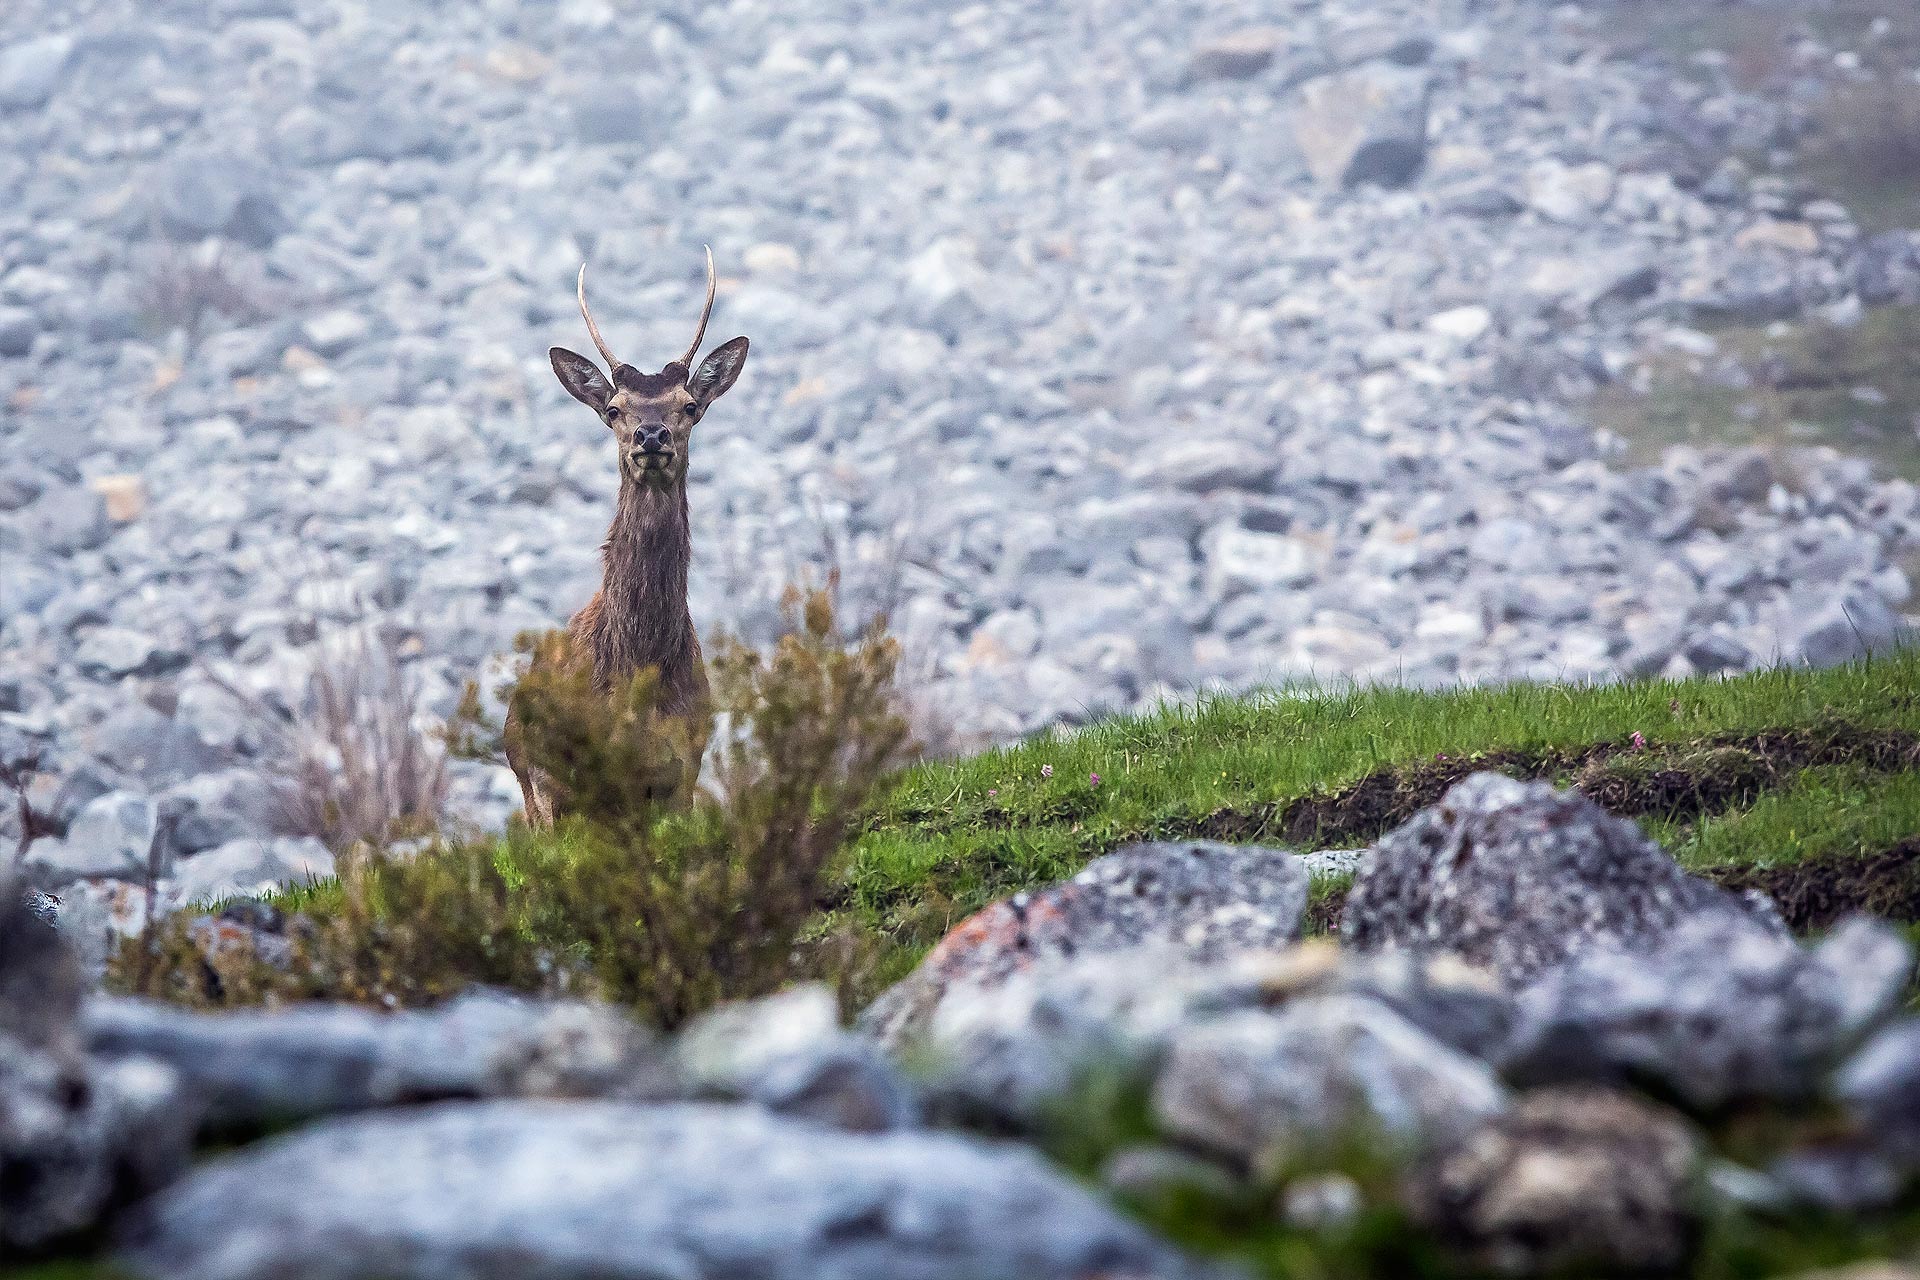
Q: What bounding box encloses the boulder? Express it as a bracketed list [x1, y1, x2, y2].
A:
[863, 840, 1308, 1049]
[1409, 1088, 1701, 1276]
[1504, 914, 1912, 1110]
[1150, 996, 1506, 1171]
[23, 790, 159, 887]
[0, 34, 74, 111]
[1185, 28, 1285, 83]
[1294, 64, 1429, 189]
[1341, 773, 1768, 987]
[674, 984, 917, 1132]
[0, 883, 194, 1254]
[119, 1100, 1206, 1280]
[1835, 1018, 1920, 1175]
[86, 989, 671, 1131]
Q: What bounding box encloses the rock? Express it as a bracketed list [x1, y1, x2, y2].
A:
[674, 985, 917, 1132]
[0, 883, 195, 1254]
[1294, 64, 1429, 189]
[21, 885, 60, 925]
[0, 304, 35, 356]
[161, 767, 281, 854]
[24, 790, 159, 886]
[150, 150, 284, 246]
[1186, 28, 1284, 83]
[1204, 524, 1316, 596]
[1341, 773, 1767, 987]
[87, 474, 145, 523]
[1506, 914, 1911, 1110]
[1143, 439, 1280, 494]
[864, 840, 1308, 1050]
[86, 989, 670, 1131]
[166, 835, 333, 905]
[73, 627, 188, 680]
[1524, 160, 1615, 223]
[1788, 587, 1909, 667]
[1408, 1088, 1701, 1276]
[1734, 218, 1820, 256]
[1835, 1018, 1920, 1175]
[1150, 996, 1506, 1172]
[1101, 1144, 1243, 1204]
[0, 34, 74, 111]
[298, 308, 371, 358]
[1853, 230, 1920, 305]
[120, 1100, 1204, 1280]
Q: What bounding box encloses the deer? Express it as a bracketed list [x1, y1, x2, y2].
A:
[505, 249, 748, 827]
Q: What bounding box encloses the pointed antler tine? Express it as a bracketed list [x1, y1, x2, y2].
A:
[677, 245, 717, 371]
[577, 262, 620, 373]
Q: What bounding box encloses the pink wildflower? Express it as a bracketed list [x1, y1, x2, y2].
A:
[1040, 764, 1053, 779]
[1089, 772, 1101, 786]
[986, 788, 997, 797]
[1631, 731, 1647, 751]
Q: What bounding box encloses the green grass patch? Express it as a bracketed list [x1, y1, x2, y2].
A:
[843, 653, 1920, 964]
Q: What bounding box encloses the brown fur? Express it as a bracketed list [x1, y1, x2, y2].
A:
[505, 260, 748, 826]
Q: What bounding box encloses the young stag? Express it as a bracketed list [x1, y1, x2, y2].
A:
[506, 250, 748, 826]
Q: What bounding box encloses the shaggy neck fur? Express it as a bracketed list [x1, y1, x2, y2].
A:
[578, 477, 701, 710]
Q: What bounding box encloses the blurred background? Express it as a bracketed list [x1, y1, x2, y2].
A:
[0, 0, 1916, 849]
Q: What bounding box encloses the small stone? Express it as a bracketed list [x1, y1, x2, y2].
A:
[88, 474, 146, 523]
[0, 304, 35, 357]
[298, 309, 371, 358]
[742, 242, 802, 274]
[1186, 28, 1285, 82]
[1734, 218, 1820, 255]
[73, 627, 188, 680]
[1525, 159, 1616, 223]
[1424, 304, 1491, 342]
[0, 35, 75, 111]
[1294, 64, 1430, 189]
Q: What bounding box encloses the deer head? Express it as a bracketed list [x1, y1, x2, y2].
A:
[549, 247, 749, 490]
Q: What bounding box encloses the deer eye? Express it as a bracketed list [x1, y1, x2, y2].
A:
[682, 402, 700, 419]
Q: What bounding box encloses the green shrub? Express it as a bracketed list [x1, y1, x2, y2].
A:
[117, 588, 911, 1028]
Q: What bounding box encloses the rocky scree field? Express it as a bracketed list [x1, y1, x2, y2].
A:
[4, 0, 1920, 932]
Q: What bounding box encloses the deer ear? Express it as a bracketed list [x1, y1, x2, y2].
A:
[689, 336, 748, 407]
[550, 347, 613, 412]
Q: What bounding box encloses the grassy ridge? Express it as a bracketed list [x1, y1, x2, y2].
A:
[841, 652, 1920, 971]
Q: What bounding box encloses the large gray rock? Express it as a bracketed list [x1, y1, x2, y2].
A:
[1505, 915, 1912, 1110]
[864, 840, 1308, 1049]
[1294, 63, 1429, 188]
[1835, 1018, 1920, 1175]
[0, 34, 74, 110]
[1408, 1088, 1702, 1276]
[673, 984, 917, 1132]
[86, 990, 670, 1131]
[0, 882, 194, 1254]
[1342, 773, 1768, 987]
[120, 1100, 1207, 1280]
[23, 789, 159, 886]
[1853, 229, 1920, 305]
[1150, 996, 1506, 1172]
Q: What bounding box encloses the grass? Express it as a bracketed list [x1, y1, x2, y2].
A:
[1592, 304, 1920, 482]
[836, 651, 1920, 972]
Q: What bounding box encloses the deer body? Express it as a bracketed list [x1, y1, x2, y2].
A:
[505, 252, 748, 827]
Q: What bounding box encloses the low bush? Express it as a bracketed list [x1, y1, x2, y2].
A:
[118, 588, 911, 1028]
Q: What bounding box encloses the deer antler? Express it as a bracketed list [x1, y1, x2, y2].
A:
[576, 263, 620, 372]
[677, 245, 716, 370]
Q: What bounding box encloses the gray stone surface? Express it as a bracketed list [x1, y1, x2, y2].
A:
[1505, 914, 1913, 1110]
[1342, 773, 1769, 987]
[674, 984, 917, 1132]
[86, 989, 670, 1130]
[120, 1100, 1208, 1280]
[864, 840, 1308, 1049]
[1150, 996, 1506, 1170]
[1408, 1088, 1701, 1276]
[1295, 63, 1430, 188]
[1835, 1018, 1920, 1174]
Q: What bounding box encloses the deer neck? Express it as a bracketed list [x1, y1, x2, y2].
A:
[589, 478, 695, 690]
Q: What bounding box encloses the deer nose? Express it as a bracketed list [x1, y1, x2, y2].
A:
[635, 426, 673, 454]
